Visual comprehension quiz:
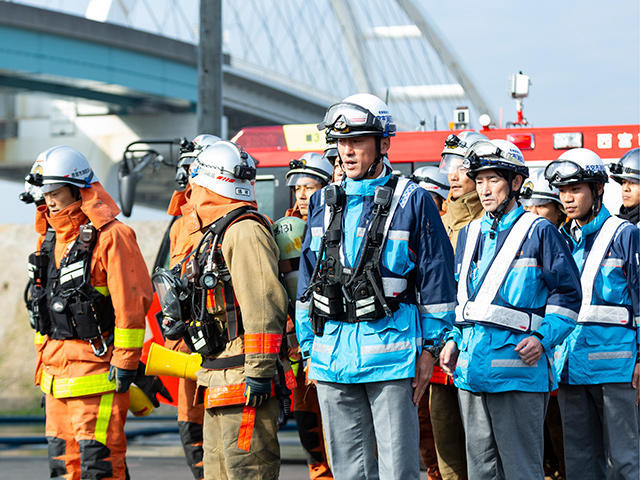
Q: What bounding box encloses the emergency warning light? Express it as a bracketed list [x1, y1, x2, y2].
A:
[553, 132, 583, 150]
[507, 133, 535, 150]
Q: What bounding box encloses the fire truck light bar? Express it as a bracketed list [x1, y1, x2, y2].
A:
[553, 132, 583, 150]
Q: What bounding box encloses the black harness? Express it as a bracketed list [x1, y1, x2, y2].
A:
[27, 224, 115, 356]
[181, 206, 273, 365]
[303, 175, 402, 335]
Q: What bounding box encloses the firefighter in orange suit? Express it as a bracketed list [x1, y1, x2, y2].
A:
[26, 146, 152, 480]
[156, 141, 290, 479]
[164, 134, 220, 480]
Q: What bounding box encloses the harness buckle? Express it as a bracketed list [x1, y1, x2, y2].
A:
[89, 335, 108, 357]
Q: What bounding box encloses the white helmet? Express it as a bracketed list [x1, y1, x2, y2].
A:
[521, 169, 561, 207]
[545, 148, 608, 187]
[190, 141, 256, 201]
[439, 131, 489, 173]
[25, 146, 97, 193]
[286, 152, 333, 187]
[412, 165, 450, 200]
[176, 134, 220, 188]
[464, 139, 529, 181]
[20, 150, 51, 204]
[609, 148, 640, 184]
[319, 93, 396, 139]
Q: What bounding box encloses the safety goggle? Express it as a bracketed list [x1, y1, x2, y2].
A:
[609, 162, 640, 176]
[317, 102, 383, 133]
[544, 160, 583, 183]
[411, 175, 449, 191]
[439, 153, 467, 174]
[463, 142, 513, 171]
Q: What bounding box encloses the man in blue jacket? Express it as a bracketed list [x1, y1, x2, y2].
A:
[546, 148, 640, 480]
[296, 93, 456, 480]
[440, 139, 582, 480]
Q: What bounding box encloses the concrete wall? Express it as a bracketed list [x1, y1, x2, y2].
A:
[0, 219, 169, 412]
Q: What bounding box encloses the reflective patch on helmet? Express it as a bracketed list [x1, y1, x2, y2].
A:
[235, 187, 252, 197]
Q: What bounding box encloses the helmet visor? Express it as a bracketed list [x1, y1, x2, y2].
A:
[286, 173, 325, 187]
[544, 160, 582, 183]
[439, 153, 465, 174]
[318, 102, 381, 134]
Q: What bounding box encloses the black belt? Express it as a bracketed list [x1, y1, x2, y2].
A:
[201, 354, 245, 370]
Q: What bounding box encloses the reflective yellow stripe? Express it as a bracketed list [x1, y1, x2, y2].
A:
[114, 327, 145, 349]
[94, 285, 109, 296]
[34, 332, 46, 345]
[95, 393, 114, 445]
[41, 371, 116, 398]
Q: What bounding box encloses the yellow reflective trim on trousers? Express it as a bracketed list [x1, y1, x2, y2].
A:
[40, 371, 116, 398]
[34, 332, 46, 345]
[114, 327, 145, 349]
[94, 285, 109, 296]
[95, 393, 114, 445]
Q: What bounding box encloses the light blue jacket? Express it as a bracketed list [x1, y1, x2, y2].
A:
[554, 207, 640, 385]
[448, 205, 582, 393]
[296, 172, 456, 383]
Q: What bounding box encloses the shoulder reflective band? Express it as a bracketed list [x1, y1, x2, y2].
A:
[237, 405, 256, 452]
[457, 213, 540, 331]
[34, 332, 46, 345]
[381, 177, 411, 243]
[114, 327, 145, 349]
[40, 371, 116, 398]
[577, 216, 630, 325]
[243, 333, 282, 355]
[94, 393, 114, 445]
[455, 219, 482, 320]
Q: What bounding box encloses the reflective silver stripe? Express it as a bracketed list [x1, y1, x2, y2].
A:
[578, 304, 630, 326]
[362, 341, 412, 354]
[463, 302, 543, 332]
[313, 292, 330, 306]
[313, 342, 333, 354]
[356, 304, 377, 316]
[419, 302, 456, 314]
[311, 227, 323, 237]
[588, 351, 633, 360]
[472, 212, 538, 306]
[356, 227, 366, 237]
[457, 220, 482, 306]
[296, 300, 310, 311]
[312, 294, 331, 314]
[60, 261, 84, 284]
[28, 264, 35, 279]
[355, 297, 375, 308]
[546, 305, 579, 321]
[600, 258, 624, 268]
[578, 216, 627, 323]
[387, 230, 410, 241]
[491, 359, 533, 368]
[511, 257, 539, 268]
[381, 177, 411, 246]
[382, 277, 407, 297]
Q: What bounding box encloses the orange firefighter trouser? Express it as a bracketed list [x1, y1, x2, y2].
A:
[178, 378, 205, 480]
[45, 391, 129, 480]
[292, 365, 333, 479]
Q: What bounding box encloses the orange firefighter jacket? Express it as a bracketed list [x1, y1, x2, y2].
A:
[35, 183, 152, 398]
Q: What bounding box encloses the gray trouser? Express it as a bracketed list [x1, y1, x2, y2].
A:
[316, 379, 420, 480]
[558, 383, 640, 480]
[457, 389, 548, 480]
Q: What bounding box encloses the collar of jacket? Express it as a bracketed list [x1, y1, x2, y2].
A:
[619, 204, 640, 225]
[44, 200, 88, 243]
[569, 205, 611, 240]
[444, 190, 483, 228]
[167, 184, 191, 217]
[185, 183, 257, 234]
[343, 170, 390, 196]
[480, 203, 524, 233]
[36, 182, 118, 237]
[285, 202, 306, 221]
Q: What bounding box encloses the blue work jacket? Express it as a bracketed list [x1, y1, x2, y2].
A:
[295, 171, 456, 383]
[448, 205, 582, 393]
[554, 207, 640, 385]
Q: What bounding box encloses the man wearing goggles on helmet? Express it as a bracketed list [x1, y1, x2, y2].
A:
[439, 140, 581, 480]
[610, 147, 640, 226]
[547, 148, 640, 480]
[297, 93, 456, 479]
[285, 152, 333, 220]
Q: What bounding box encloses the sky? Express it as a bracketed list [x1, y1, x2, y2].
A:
[422, 0, 640, 127]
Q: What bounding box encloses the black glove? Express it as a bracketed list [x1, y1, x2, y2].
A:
[244, 377, 271, 407]
[133, 361, 173, 407]
[162, 318, 188, 341]
[109, 365, 137, 393]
